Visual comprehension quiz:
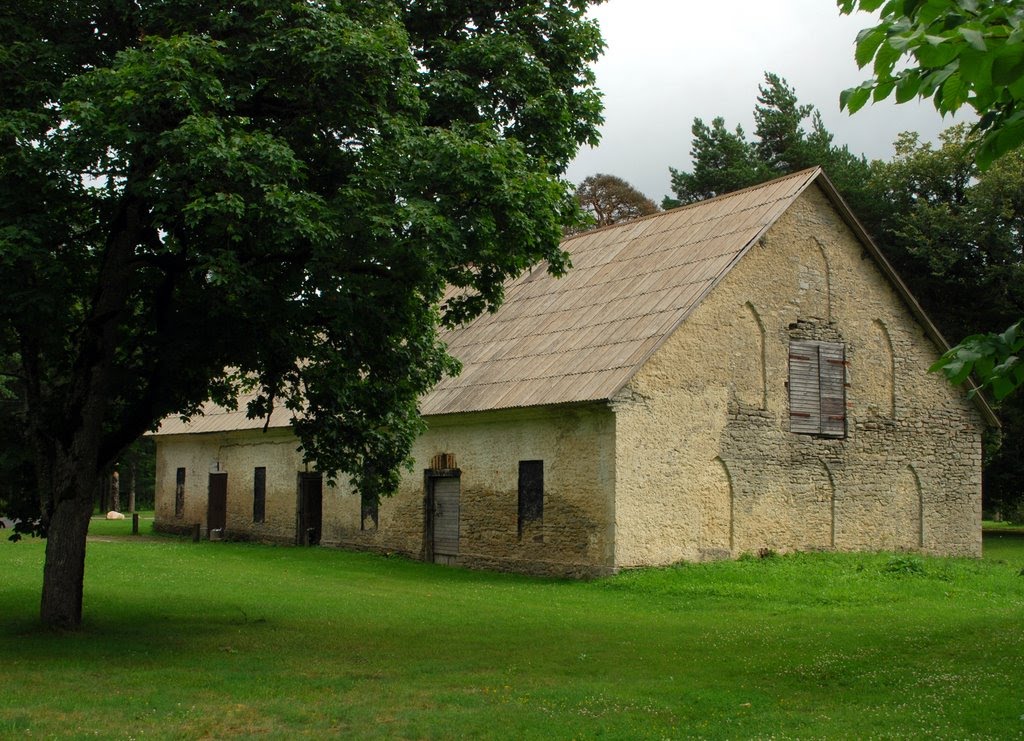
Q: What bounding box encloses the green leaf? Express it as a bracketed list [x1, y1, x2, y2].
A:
[856, 29, 887, 69]
[840, 86, 855, 110]
[956, 46, 992, 86]
[917, 1, 949, 25]
[895, 70, 923, 102]
[977, 132, 1000, 169]
[889, 29, 921, 53]
[843, 85, 873, 113]
[999, 320, 1024, 350]
[873, 80, 896, 101]
[992, 375, 1015, 399]
[903, 0, 926, 18]
[874, 38, 904, 77]
[916, 38, 959, 68]
[991, 47, 1024, 84]
[940, 72, 970, 111]
[958, 27, 987, 52]
[947, 359, 975, 385]
[992, 122, 1024, 160]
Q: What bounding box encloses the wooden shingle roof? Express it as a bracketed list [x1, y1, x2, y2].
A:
[154, 391, 293, 436]
[419, 168, 820, 416]
[154, 166, 998, 434]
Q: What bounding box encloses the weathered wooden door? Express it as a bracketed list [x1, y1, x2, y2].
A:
[207, 473, 227, 536]
[430, 476, 460, 564]
[298, 473, 323, 546]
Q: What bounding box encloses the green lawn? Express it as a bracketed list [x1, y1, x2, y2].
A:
[86, 510, 156, 538]
[984, 519, 1024, 533]
[1, 533, 1022, 739]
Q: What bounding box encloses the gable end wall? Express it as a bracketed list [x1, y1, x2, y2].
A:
[612, 185, 984, 567]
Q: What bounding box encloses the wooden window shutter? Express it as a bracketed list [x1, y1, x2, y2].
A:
[818, 343, 847, 437]
[789, 341, 821, 434]
[789, 341, 846, 437]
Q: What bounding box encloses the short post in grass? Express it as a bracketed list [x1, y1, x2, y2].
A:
[193, 523, 201, 543]
[132, 513, 139, 535]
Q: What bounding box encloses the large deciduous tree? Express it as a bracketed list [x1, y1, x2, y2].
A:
[865, 125, 1024, 517]
[838, 0, 1024, 169]
[0, 0, 604, 628]
[838, 0, 1024, 400]
[869, 126, 1024, 341]
[574, 173, 658, 229]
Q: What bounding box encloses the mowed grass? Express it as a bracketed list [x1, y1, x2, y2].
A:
[85, 511, 156, 538]
[1, 530, 1022, 739]
[984, 519, 1024, 533]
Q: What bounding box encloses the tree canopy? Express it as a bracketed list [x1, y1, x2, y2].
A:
[866, 125, 1024, 516]
[663, 117, 771, 207]
[663, 74, 872, 210]
[574, 173, 658, 229]
[0, 0, 605, 628]
[838, 0, 1024, 169]
[838, 0, 1024, 402]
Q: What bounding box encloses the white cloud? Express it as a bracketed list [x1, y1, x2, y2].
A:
[565, 0, 969, 202]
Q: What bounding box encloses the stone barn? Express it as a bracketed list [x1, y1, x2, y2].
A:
[152, 168, 995, 575]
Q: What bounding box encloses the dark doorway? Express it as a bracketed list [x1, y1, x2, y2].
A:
[207, 472, 227, 537]
[298, 473, 323, 546]
[428, 475, 460, 565]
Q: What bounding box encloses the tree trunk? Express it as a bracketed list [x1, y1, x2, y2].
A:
[40, 490, 95, 629]
[128, 463, 136, 514]
[110, 470, 120, 513]
[31, 188, 148, 629]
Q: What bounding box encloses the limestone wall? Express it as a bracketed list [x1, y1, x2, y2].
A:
[612, 185, 985, 567]
[153, 428, 312, 543]
[154, 403, 617, 576]
[329, 403, 617, 576]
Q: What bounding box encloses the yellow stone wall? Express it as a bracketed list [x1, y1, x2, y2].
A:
[328, 403, 617, 576]
[155, 403, 617, 576]
[154, 427, 312, 543]
[612, 186, 984, 567]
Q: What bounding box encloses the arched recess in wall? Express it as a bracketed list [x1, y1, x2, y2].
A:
[893, 465, 924, 550]
[701, 457, 734, 553]
[795, 237, 832, 321]
[862, 319, 896, 418]
[733, 302, 767, 408]
[819, 459, 837, 549]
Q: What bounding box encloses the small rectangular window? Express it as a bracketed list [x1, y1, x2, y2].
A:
[253, 467, 266, 523]
[518, 460, 544, 537]
[361, 493, 378, 531]
[175, 467, 186, 517]
[789, 340, 847, 438]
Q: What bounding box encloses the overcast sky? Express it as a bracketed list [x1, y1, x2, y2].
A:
[565, 0, 969, 202]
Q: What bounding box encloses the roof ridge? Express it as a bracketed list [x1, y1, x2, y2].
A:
[562, 167, 822, 244]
